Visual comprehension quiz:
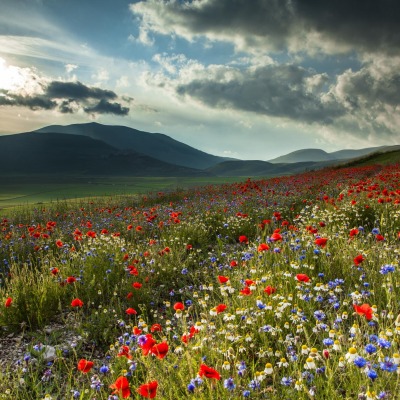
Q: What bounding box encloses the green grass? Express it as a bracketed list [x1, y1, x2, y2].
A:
[0, 176, 241, 209]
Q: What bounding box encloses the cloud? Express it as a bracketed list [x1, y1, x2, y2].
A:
[176, 63, 343, 124]
[1, 81, 129, 116]
[131, 0, 400, 55]
[84, 99, 129, 115]
[46, 81, 116, 101]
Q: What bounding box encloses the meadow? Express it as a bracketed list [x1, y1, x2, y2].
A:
[0, 163, 399, 399]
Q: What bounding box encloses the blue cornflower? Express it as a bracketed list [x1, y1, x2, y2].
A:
[380, 264, 395, 274]
[99, 365, 109, 374]
[371, 228, 380, 235]
[380, 358, 397, 372]
[243, 390, 251, 397]
[181, 268, 188, 275]
[354, 356, 367, 368]
[187, 382, 196, 392]
[248, 379, 261, 390]
[224, 378, 236, 391]
[280, 376, 293, 386]
[367, 369, 378, 380]
[377, 338, 391, 349]
[323, 338, 334, 347]
[365, 344, 377, 354]
[369, 334, 379, 343]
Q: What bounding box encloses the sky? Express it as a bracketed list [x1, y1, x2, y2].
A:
[0, 0, 399, 160]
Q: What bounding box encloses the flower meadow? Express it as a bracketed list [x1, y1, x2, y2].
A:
[0, 163, 400, 399]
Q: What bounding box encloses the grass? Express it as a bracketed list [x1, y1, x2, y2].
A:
[0, 176, 241, 209]
[0, 163, 399, 399]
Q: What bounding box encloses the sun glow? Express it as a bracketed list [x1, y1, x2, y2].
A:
[0, 57, 28, 91]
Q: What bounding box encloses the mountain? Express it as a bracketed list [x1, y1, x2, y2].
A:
[36, 122, 230, 169]
[0, 131, 210, 177]
[269, 146, 388, 164]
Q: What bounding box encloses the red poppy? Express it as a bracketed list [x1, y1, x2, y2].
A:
[139, 334, 157, 356]
[314, 237, 328, 248]
[376, 234, 385, 241]
[55, 240, 63, 248]
[230, 260, 238, 267]
[270, 232, 282, 242]
[125, 308, 137, 315]
[215, 304, 227, 313]
[110, 376, 131, 399]
[150, 342, 169, 359]
[118, 345, 132, 359]
[240, 286, 252, 295]
[86, 230, 97, 238]
[349, 228, 359, 237]
[50, 267, 59, 275]
[173, 302, 185, 310]
[137, 380, 158, 398]
[239, 235, 248, 243]
[71, 298, 83, 307]
[218, 275, 229, 284]
[150, 323, 162, 333]
[296, 274, 310, 283]
[132, 282, 142, 289]
[4, 297, 12, 308]
[66, 276, 77, 284]
[264, 286, 276, 295]
[353, 254, 364, 265]
[353, 303, 373, 320]
[257, 243, 269, 252]
[198, 364, 221, 380]
[77, 359, 94, 373]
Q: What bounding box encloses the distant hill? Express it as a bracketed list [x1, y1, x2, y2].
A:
[36, 122, 230, 169]
[0, 132, 210, 177]
[269, 146, 387, 164]
[336, 146, 400, 168]
[207, 159, 323, 177]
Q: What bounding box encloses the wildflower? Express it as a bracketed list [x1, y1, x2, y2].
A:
[110, 376, 131, 399]
[367, 369, 378, 380]
[353, 303, 373, 320]
[223, 377, 236, 391]
[218, 275, 229, 284]
[305, 357, 316, 370]
[296, 274, 310, 283]
[150, 323, 162, 333]
[173, 302, 185, 310]
[239, 235, 248, 243]
[345, 347, 358, 362]
[137, 380, 158, 398]
[314, 237, 328, 248]
[264, 363, 273, 374]
[380, 264, 395, 274]
[125, 308, 137, 315]
[270, 232, 283, 242]
[353, 356, 367, 368]
[4, 297, 12, 308]
[117, 345, 132, 359]
[198, 364, 221, 380]
[215, 304, 227, 314]
[353, 254, 364, 265]
[71, 298, 83, 308]
[264, 286, 276, 295]
[365, 344, 377, 354]
[380, 357, 397, 372]
[132, 282, 142, 289]
[77, 359, 94, 373]
[257, 243, 269, 252]
[150, 342, 169, 359]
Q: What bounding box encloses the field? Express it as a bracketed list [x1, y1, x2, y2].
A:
[0, 176, 240, 210]
[0, 163, 400, 399]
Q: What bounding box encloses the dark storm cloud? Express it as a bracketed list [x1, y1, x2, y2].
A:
[176, 64, 344, 124]
[84, 99, 129, 115]
[0, 91, 57, 110]
[132, 0, 400, 54]
[0, 81, 130, 116]
[46, 81, 117, 101]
